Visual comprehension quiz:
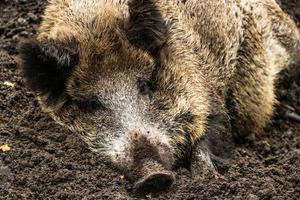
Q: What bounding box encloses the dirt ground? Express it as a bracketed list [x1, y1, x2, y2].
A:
[0, 0, 299, 199]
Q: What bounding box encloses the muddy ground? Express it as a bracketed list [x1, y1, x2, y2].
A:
[0, 0, 299, 199]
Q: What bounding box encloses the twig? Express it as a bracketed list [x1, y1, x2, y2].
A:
[285, 111, 300, 122]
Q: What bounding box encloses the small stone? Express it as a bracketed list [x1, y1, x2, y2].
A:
[17, 17, 27, 25]
[19, 30, 29, 37]
[28, 12, 38, 22]
[247, 194, 259, 200]
[12, 34, 19, 42]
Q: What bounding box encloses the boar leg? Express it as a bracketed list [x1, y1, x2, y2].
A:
[227, 13, 277, 139]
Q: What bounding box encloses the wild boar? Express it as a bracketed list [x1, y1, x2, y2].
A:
[19, 0, 300, 195]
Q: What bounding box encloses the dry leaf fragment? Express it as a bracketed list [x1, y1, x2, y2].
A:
[3, 81, 15, 88]
[0, 144, 11, 152]
[118, 175, 125, 182]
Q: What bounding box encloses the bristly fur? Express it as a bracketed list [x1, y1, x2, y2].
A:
[18, 0, 300, 175]
[19, 39, 79, 103]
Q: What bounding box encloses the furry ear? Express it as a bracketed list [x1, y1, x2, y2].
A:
[126, 0, 168, 54]
[18, 39, 79, 103]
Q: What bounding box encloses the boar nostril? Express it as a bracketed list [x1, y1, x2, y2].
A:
[133, 160, 175, 195]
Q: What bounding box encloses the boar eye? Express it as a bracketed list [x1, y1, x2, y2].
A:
[137, 79, 153, 97]
[72, 98, 106, 113]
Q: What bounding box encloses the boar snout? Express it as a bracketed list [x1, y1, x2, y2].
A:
[133, 159, 175, 195]
[127, 132, 175, 195]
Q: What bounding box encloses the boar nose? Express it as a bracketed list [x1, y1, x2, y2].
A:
[133, 159, 175, 195]
[129, 133, 175, 195]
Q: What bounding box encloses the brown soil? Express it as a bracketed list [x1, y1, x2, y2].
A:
[0, 0, 299, 199]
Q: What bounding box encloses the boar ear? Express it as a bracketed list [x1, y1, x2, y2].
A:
[18, 39, 79, 103]
[126, 0, 168, 54]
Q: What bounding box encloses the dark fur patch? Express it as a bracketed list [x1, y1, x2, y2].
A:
[137, 79, 154, 98]
[174, 111, 195, 124]
[126, 0, 168, 55]
[171, 111, 195, 169]
[18, 39, 79, 104]
[194, 100, 233, 172]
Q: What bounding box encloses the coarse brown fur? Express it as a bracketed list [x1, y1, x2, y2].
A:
[19, 0, 300, 183]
